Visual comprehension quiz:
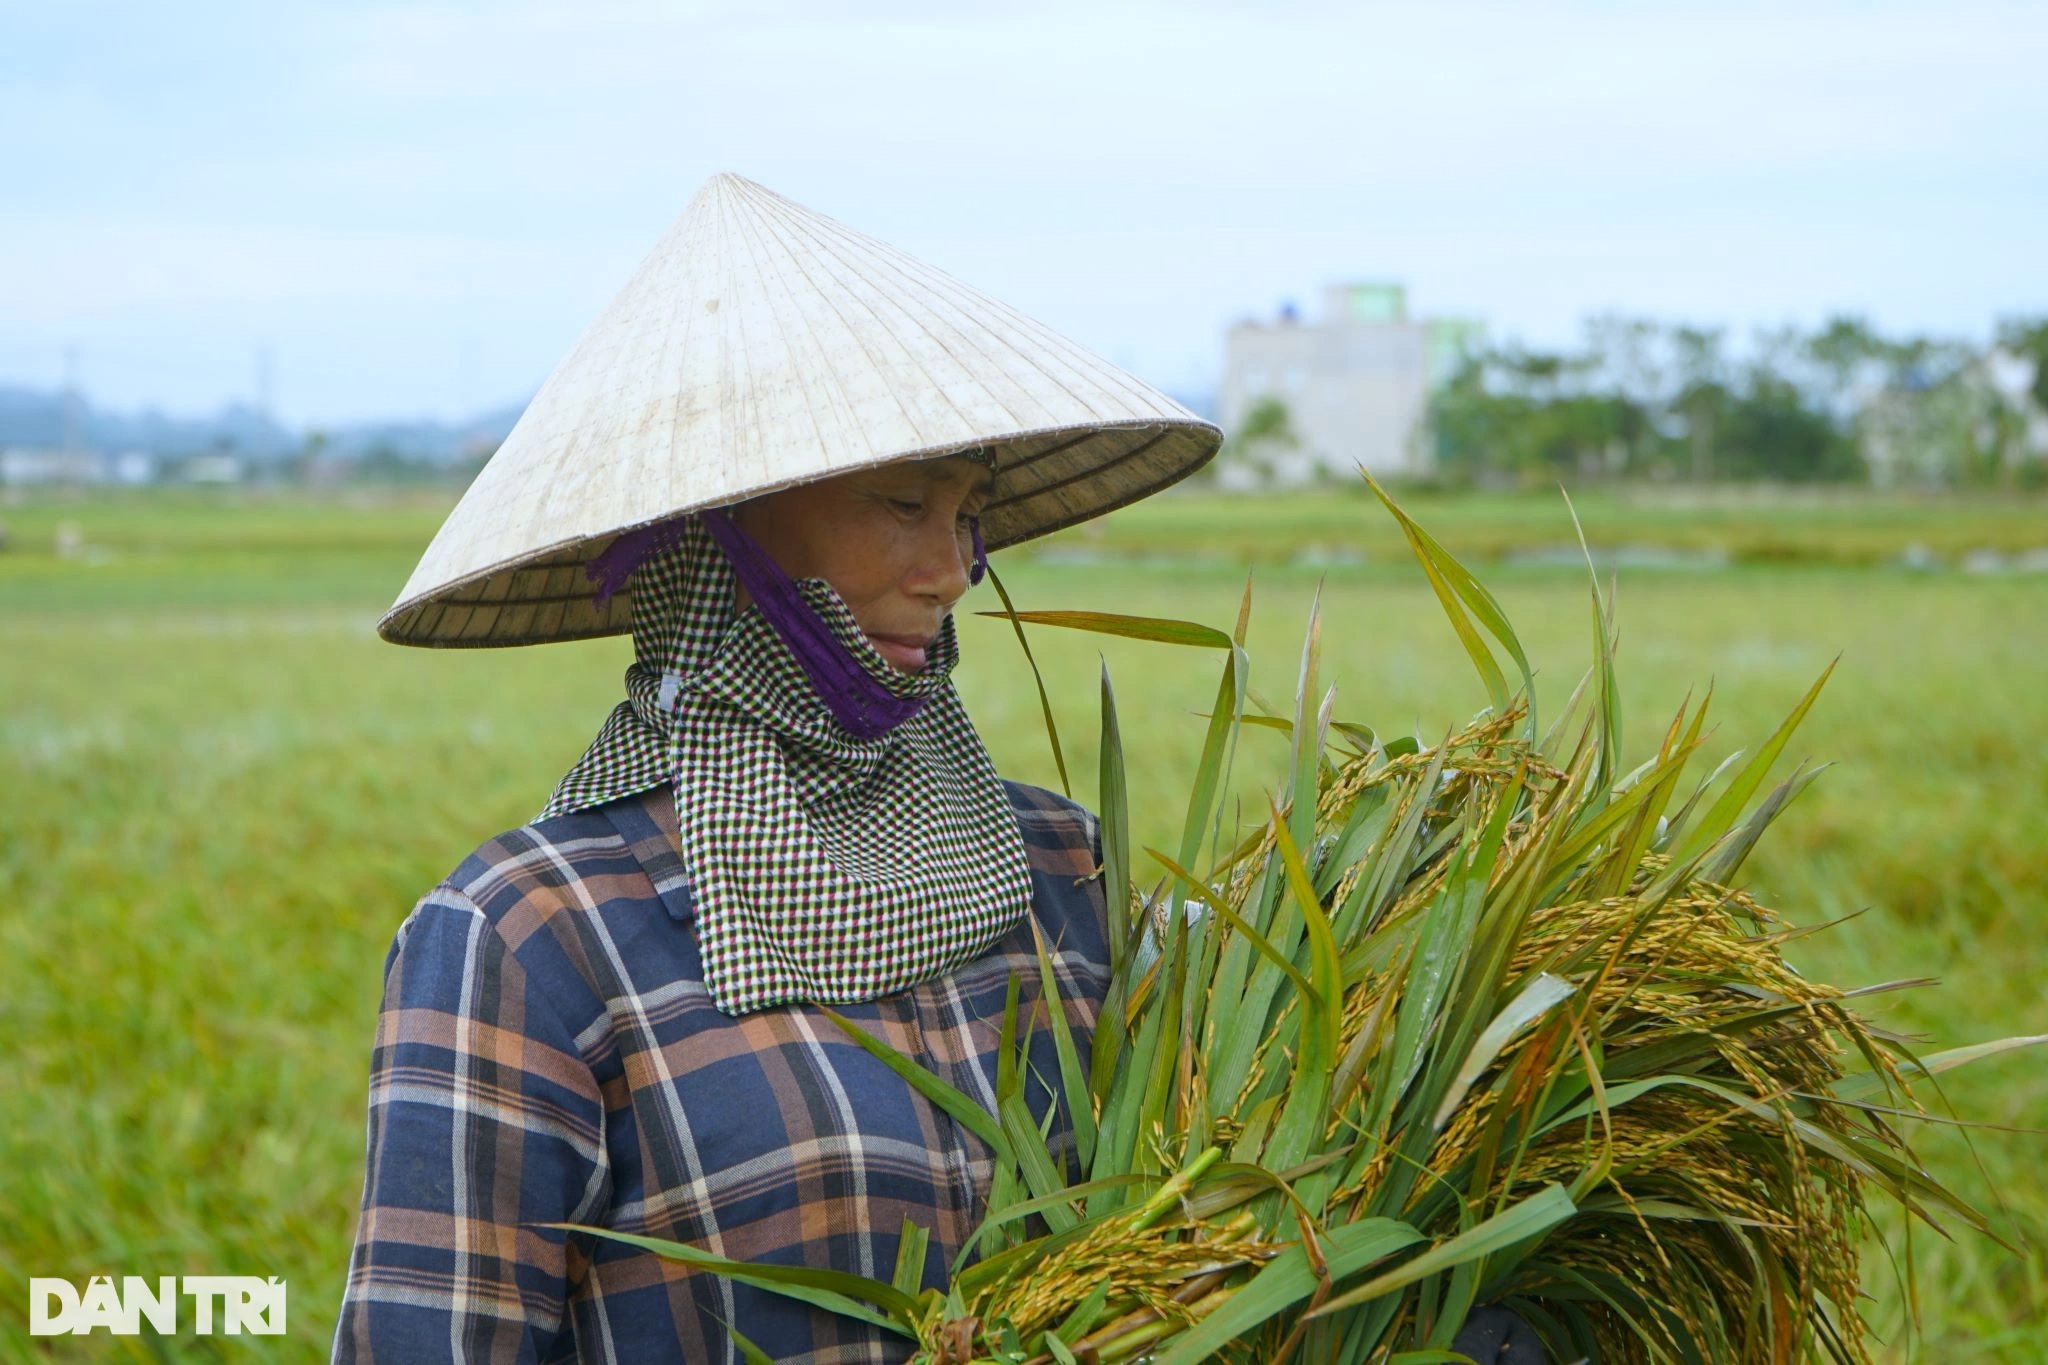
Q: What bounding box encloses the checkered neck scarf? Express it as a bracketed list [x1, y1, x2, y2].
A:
[538, 513, 1034, 1016]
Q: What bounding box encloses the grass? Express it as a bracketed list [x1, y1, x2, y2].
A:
[0, 485, 2042, 1360]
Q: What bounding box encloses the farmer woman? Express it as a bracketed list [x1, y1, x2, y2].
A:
[328, 174, 1217, 1363]
[331, 174, 1540, 1363]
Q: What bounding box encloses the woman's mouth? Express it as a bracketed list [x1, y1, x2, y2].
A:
[865, 633, 929, 671]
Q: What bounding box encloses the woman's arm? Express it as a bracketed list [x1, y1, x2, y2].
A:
[332, 886, 610, 1364]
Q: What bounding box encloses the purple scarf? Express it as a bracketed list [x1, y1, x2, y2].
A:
[585, 509, 987, 742]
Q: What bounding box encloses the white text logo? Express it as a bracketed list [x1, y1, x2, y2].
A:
[30, 1277, 287, 1336]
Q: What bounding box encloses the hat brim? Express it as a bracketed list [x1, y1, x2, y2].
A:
[376, 418, 1218, 648]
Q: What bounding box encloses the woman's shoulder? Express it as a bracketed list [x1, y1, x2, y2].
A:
[387, 789, 682, 987]
[375, 789, 693, 1050]
[433, 795, 662, 921]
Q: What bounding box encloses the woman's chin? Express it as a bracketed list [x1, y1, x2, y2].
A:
[868, 637, 928, 672]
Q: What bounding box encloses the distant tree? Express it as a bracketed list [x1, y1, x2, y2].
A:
[1428, 354, 1512, 485]
[1424, 313, 2029, 488]
[1216, 395, 1303, 486]
[1996, 316, 2048, 411]
[1807, 314, 1889, 403]
[1430, 345, 1647, 485]
[1671, 327, 1729, 482]
[1992, 316, 2048, 487]
[1582, 315, 1666, 472]
[354, 441, 445, 485]
[1719, 373, 1862, 482]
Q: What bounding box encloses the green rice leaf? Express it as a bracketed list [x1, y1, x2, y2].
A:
[554, 1225, 917, 1334]
[710, 1313, 775, 1365]
[1270, 805, 1343, 1063]
[1433, 973, 1578, 1131]
[1286, 585, 1327, 858]
[1699, 761, 1827, 885]
[1307, 1184, 1577, 1319]
[981, 563, 1070, 796]
[1831, 1034, 2048, 1104]
[1260, 803, 1344, 1182]
[1360, 467, 1534, 725]
[1167, 643, 1247, 920]
[1657, 740, 1741, 850]
[1148, 845, 1319, 1002]
[1381, 773, 1509, 1121]
[1029, 919, 1096, 1172]
[970, 607, 1234, 649]
[1408, 528, 1507, 710]
[819, 1007, 1008, 1161]
[994, 969, 1022, 1106]
[998, 1091, 1079, 1229]
[969, 1174, 1152, 1249]
[1563, 487, 1620, 787]
[1670, 660, 1835, 866]
[1097, 659, 1132, 978]
[1053, 1280, 1113, 1347]
[1149, 1219, 1426, 1365]
[890, 1218, 929, 1298]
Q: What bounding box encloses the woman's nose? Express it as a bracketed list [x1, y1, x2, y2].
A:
[911, 516, 973, 605]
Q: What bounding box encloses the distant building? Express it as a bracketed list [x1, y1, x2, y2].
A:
[0, 447, 161, 486]
[1219, 283, 1479, 488]
[179, 452, 246, 484]
[109, 451, 157, 485]
[0, 448, 103, 485]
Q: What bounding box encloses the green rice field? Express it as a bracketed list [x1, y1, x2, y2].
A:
[2, 484, 2043, 1360]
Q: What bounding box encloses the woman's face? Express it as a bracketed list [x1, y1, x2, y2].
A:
[729, 455, 995, 673]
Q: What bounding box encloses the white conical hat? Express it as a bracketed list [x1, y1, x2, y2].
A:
[379, 172, 1220, 647]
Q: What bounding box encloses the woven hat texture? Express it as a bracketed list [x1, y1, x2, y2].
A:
[380, 171, 1220, 648]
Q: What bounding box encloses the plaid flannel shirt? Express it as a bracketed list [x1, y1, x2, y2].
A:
[332, 779, 1110, 1365]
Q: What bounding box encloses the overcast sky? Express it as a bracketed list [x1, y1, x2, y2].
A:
[3, 0, 2044, 426]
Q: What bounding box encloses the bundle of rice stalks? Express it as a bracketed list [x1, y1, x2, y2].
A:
[575, 478, 2038, 1362]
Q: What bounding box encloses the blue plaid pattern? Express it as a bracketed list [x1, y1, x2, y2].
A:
[332, 778, 1109, 1364]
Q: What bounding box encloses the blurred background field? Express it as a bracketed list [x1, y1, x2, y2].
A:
[1, 485, 2043, 1361]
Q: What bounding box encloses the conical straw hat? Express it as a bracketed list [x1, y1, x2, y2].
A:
[379, 172, 1221, 647]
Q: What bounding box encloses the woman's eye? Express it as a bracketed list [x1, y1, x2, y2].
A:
[889, 499, 923, 514]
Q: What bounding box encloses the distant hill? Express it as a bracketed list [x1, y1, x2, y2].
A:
[311, 405, 527, 465]
[0, 385, 526, 464]
[1, 382, 1214, 461]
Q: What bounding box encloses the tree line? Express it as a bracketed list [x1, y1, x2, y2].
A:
[1427, 315, 2048, 489]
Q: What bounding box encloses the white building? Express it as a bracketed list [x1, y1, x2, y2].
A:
[179, 452, 246, 484]
[0, 448, 161, 486]
[109, 451, 158, 485]
[1219, 283, 1479, 488]
[0, 448, 103, 485]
